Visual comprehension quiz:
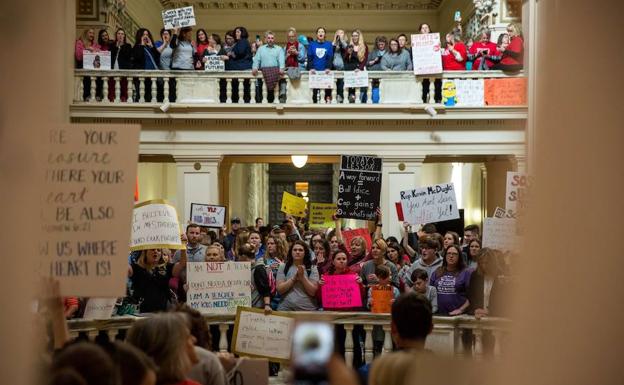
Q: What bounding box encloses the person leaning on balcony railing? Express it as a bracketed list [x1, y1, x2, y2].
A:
[469, 28, 499, 71]
[283, 27, 306, 89]
[75, 27, 101, 101]
[346, 29, 369, 103]
[131, 28, 160, 103]
[397, 33, 412, 63]
[332, 29, 348, 103]
[194, 29, 210, 70]
[252, 30, 286, 103]
[380, 38, 413, 71]
[307, 26, 334, 103]
[170, 26, 196, 70]
[441, 30, 467, 71]
[225, 26, 253, 103]
[155, 28, 177, 102]
[493, 22, 524, 72]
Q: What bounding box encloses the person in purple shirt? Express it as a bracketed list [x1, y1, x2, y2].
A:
[429, 244, 471, 315]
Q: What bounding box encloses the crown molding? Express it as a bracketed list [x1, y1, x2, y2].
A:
[160, 0, 444, 11]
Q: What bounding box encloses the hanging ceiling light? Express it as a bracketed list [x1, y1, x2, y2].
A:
[291, 155, 308, 168]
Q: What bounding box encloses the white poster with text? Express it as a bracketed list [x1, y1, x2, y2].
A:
[411, 33, 442, 75]
[400, 183, 459, 225]
[130, 201, 184, 251]
[187, 262, 252, 314]
[162, 6, 196, 29]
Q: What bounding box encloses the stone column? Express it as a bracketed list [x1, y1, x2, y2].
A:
[174, 156, 222, 224]
[380, 156, 426, 239]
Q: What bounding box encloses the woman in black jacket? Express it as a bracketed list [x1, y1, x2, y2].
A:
[227, 26, 252, 103]
[467, 247, 506, 318]
[131, 28, 160, 102]
[109, 28, 132, 101]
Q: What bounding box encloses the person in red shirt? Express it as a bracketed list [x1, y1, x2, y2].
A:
[441, 32, 467, 71]
[194, 28, 210, 69]
[494, 23, 524, 71]
[469, 29, 499, 70]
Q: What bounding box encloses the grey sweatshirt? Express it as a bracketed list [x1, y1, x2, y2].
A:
[380, 49, 413, 71]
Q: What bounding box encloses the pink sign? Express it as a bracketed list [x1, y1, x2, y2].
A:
[321, 274, 362, 309]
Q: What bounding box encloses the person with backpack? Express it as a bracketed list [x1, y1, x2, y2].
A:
[238, 243, 272, 314]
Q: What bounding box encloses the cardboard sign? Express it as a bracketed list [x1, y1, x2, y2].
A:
[82, 298, 117, 320]
[400, 183, 460, 225]
[232, 307, 296, 364]
[454, 79, 485, 107]
[228, 358, 268, 385]
[342, 228, 372, 252]
[83, 51, 111, 70]
[308, 73, 335, 89]
[203, 56, 225, 72]
[41, 125, 140, 297]
[337, 155, 382, 221]
[190, 203, 226, 228]
[321, 274, 362, 309]
[187, 262, 251, 314]
[308, 203, 336, 230]
[344, 70, 369, 88]
[130, 200, 184, 251]
[482, 218, 520, 251]
[505, 172, 532, 218]
[371, 285, 393, 313]
[161, 6, 196, 29]
[411, 33, 442, 75]
[484, 78, 528, 106]
[281, 191, 307, 217]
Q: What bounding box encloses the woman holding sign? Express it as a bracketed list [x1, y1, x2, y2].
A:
[276, 240, 319, 311]
[430, 244, 472, 315]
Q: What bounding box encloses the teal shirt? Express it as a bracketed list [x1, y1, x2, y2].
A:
[252, 44, 285, 70]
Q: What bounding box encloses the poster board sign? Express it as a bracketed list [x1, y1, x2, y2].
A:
[161, 6, 196, 29]
[321, 274, 362, 309]
[482, 218, 520, 251]
[342, 228, 372, 252]
[411, 33, 442, 75]
[228, 358, 269, 385]
[281, 191, 307, 217]
[308, 73, 335, 89]
[232, 307, 296, 364]
[130, 200, 184, 251]
[484, 78, 528, 106]
[505, 172, 532, 218]
[371, 285, 393, 313]
[187, 262, 251, 314]
[400, 183, 460, 225]
[454, 78, 485, 107]
[308, 203, 336, 230]
[203, 56, 225, 72]
[337, 155, 382, 220]
[344, 70, 369, 88]
[190, 203, 226, 228]
[40, 125, 140, 297]
[83, 51, 111, 70]
[82, 298, 117, 320]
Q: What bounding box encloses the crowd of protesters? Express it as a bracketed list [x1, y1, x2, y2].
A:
[75, 22, 524, 103]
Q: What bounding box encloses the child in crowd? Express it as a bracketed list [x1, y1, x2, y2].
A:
[367, 265, 400, 310]
[411, 268, 438, 314]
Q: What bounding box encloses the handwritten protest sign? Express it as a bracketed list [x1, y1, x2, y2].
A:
[130, 200, 184, 251]
[82, 298, 117, 320]
[505, 172, 532, 218]
[83, 51, 111, 70]
[484, 78, 528, 106]
[203, 56, 225, 72]
[40, 125, 139, 297]
[371, 285, 393, 313]
[161, 6, 196, 29]
[342, 228, 372, 252]
[281, 191, 307, 217]
[344, 71, 369, 88]
[400, 183, 460, 225]
[232, 307, 296, 363]
[190, 203, 226, 228]
[482, 218, 520, 251]
[337, 155, 382, 220]
[321, 274, 362, 309]
[308, 73, 335, 89]
[187, 262, 251, 314]
[411, 33, 442, 75]
[453, 79, 485, 107]
[308, 203, 336, 229]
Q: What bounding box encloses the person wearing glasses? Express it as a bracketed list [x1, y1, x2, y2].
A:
[429, 244, 472, 315]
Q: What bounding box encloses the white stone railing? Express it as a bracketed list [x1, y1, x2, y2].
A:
[66, 312, 510, 365]
[73, 70, 525, 106]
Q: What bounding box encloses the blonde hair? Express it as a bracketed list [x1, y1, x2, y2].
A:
[351, 29, 367, 62]
[80, 28, 95, 48]
[126, 313, 193, 385]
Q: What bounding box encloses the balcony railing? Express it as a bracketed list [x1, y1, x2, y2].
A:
[73, 69, 525, 107]
[67, 312, 511, 366]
